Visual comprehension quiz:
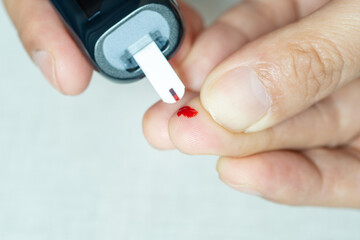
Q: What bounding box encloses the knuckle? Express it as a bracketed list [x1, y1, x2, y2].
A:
[253, 37, 345, 109]
[322, 95, 360, 146]
[313, 101, 340, 146]
[285, 38, 344, 101]
[312, 97, 350, 147]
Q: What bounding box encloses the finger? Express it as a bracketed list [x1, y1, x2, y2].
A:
[3, 0, 93, 95]
[179, 0, 328, 91]
[169, 1, 204, 67]
[168, 79, 360, 157]
[201, 0, 360, 133]
[143, 91, 198, 150]
[217, 148, 360, 208]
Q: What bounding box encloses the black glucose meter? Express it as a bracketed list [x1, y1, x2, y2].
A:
[50, 0, 186, 103]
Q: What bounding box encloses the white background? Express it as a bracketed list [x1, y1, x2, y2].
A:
[0, 0, 359, 239]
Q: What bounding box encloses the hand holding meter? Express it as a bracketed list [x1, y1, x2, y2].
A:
[49, 0, 185, 103]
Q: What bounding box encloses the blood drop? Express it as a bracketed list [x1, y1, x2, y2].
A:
[177, 106, 198, 118]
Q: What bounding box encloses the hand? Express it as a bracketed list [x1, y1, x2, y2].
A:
[143, 0, 360, 208]
[2, 0, 203, 95]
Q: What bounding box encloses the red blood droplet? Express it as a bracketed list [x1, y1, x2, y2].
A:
[177, 106, 198, 118]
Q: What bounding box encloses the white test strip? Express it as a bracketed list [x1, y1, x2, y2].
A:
[132, 41, 185, 104]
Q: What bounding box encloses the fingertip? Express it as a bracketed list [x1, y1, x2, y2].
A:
[168, 99, 204, 154]
[217, 152, 322, 205]
[168, 97, 225, 155]
[15, 0, 93, 95]
[143, 101, 176, 150]
[53, 43, 93, 95]
[143, 91, 199, 150]
[216, 156, 267, 189]
[32, 39, 93, 96]
[33, 18, 94, 96]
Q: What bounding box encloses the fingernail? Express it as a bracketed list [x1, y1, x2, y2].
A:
[226, 183, 263, 197]
[203, 67, 271, 132]
[32, 50, 60, 92]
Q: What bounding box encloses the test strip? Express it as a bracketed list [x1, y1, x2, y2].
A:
[132, 40, 185, 104]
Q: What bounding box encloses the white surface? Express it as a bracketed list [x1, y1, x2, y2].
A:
[132, 38, 184, 103]
[0, 1, 359, 240]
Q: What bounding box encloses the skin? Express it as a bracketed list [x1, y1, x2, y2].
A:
[3, 0, 360, 208]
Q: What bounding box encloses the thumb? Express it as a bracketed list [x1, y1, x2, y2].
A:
[201, 0, 360, 133]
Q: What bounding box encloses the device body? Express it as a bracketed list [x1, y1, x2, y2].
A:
[50, 0, 185, 83]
